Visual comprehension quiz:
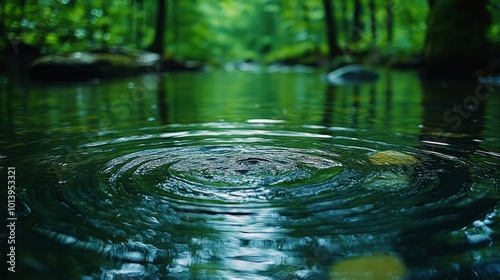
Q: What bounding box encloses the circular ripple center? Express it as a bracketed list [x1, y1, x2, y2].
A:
[106, 145, 343, 188]
[170, 146, 342, 186]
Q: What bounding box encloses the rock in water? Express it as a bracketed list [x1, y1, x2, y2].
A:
[368, 150, 420, 165]
[329, 254, 406, 280]
[325, 64, 379, 85]
[29, 51, 159, 81]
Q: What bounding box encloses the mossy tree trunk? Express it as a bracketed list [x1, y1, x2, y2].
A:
[369, 0, 376, 40]
[424, 0, 491, 78]
[322, 0, 341, 67]
[148, 0, 166, 54]
[352, 0, 362, 42]
[386, 0, 393, 43]
[340, 0, 349, 44]
[0, 1, 5, 43]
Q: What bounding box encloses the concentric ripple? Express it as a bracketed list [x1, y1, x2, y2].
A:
[167, 146, 341, 186]
[103, 145, 344, 203]
[20, 123, 500, 279]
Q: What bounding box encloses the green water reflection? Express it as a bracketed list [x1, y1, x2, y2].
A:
[1, 68, 499, 279]
[0, 69, 426, 134]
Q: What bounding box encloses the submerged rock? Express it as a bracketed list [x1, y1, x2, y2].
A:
[30, 51, 159, 81]
[324, 64, 379, 85]
[368, 150, 420, 165]
[329, 254, 406, 280]
[478, 75, 500, 86]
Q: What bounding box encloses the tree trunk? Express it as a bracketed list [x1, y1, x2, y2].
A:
[352, 0, 362, 42]
[386, 0, 393, 43]
[0, 0, 5, 43]
[301, 1, 310, 32]
[424, 0, 491, 78]
[135, 0, 144, 49]
[129, 0, 136, 48]
[369, 0, 376, 40]
[322, 0, 341, 67]
[20, 0, 26, 18]
[340, 0, 349, 44]
[148, 0, 166, 54]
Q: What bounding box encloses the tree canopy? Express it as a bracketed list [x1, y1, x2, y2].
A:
[1, 0, 499, 66]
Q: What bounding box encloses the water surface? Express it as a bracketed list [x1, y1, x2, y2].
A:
[1, 68, 499, 279]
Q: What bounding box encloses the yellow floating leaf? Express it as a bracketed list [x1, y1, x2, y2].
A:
[330, 254, 406, 280]
[369, 150, 420, 165]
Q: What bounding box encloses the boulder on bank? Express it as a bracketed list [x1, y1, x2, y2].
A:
[29, 50, 159, 81]
[159, 56, 205, 72]
[324, 64, 379, 85]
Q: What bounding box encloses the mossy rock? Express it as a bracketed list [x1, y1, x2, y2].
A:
[30, 51, 159, 81]
[325, 65, 379, 85]
[368, 150, 420, 166]
[159, 53, 205, 72]
[329, 254, 406, 280]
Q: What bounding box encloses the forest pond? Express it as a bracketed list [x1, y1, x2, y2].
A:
[1, 67, 500, 279]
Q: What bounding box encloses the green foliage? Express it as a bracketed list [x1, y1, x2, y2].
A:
[1, 0, 497, 64]
[488, 3, 500, 47]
